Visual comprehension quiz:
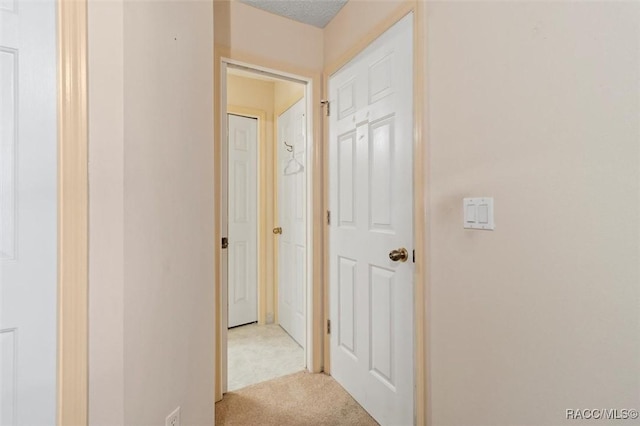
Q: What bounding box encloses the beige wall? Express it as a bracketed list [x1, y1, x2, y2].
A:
[88, 1, 215, 425]
[274, 80, 304, 115]
[425, 2, 640, 425]
[90, 1, 640, 424]
[228, 74, 275, 112]
[216, 0, 323, 73]
[88, 1, 124, 424]
[323, 0, 408, 70]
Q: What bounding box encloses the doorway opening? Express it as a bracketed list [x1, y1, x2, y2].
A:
[220, 61, 313, 393]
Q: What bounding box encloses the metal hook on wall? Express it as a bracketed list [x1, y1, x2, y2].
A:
[284, 141, 294, 153]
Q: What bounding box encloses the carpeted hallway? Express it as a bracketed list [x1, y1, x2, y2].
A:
[215, 371, 379, 425]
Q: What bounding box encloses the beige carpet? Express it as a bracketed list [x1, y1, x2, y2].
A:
[216, 371, 379, 426]
[228, 324, 304, 391]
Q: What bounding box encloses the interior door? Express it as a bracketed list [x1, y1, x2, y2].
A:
[1, 0, 58, 424]
[277, 98, 306, 348]
[227, 114, 258, 328]
[328, 14, 414, 426]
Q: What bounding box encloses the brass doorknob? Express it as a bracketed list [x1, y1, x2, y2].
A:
[273, 227, 282, 235]
[389, 248, 408, 262]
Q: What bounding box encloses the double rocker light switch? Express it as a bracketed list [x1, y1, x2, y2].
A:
[464, 197, 495, 230]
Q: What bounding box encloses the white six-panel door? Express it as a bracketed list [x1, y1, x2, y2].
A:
[277, 99, 306, 349]
[329, 14, 414, 426]
[1, 1, 58, 424]
[228, 114, 258, 328]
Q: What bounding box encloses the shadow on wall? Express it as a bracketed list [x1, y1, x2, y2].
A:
[215, 0, 231, 49]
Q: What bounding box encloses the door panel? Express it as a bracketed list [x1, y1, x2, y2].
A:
[277, 99, 306, 348]
[338, 132, 356, 227]
[369, 265, 395, 387]
[329, 13, 414, 426]
[1, 1, 58, 424]
[337, 256, 356, 356]
[369, 117, 394, 231]
[228, 114, 258, 328]
[0, 48, 16, 260]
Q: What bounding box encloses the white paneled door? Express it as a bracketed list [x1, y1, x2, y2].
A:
[277, 99, 306, 349]
[228, 114, 258, 328]
[1, 0, 58, 425]
[329, 14, 414, 426]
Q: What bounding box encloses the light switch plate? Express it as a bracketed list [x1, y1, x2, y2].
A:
[166, 407, 180, 426]
[464, 197, 494, 230]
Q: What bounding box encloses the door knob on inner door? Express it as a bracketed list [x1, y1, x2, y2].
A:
[389, 248, 408, 262]
[273, 227, 282, 235]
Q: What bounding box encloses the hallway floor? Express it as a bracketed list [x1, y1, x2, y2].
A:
[216, 371, 378, 425]
[228, 323, 304, 391]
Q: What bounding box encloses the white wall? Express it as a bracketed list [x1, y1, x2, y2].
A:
[425, 2, 640, 425]
[89, 1, 215, 424]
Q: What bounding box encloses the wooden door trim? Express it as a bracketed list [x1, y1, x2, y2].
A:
[57, 0, 89, 424]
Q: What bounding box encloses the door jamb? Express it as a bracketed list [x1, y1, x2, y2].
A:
[322, 3, 427, 425]
[57, 0, 89, 424]
[218, 58, 316, 395]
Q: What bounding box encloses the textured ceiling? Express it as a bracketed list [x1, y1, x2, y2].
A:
[238, 0, 348, 28]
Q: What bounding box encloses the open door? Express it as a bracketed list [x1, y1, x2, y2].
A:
[276, 98, 307, 349]
[1, 1, 59, 423]
[328, 13, 414, 426]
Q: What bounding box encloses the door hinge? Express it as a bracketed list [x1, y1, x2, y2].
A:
[327, 319, 331, 334]
[327, 210, 331, 225]
[321, 99, 330, 117]
[413, 249, 415, 263]
[221, 237, 228, 249]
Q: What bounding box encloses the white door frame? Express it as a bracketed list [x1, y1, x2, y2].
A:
[219, 58, 315, 393]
